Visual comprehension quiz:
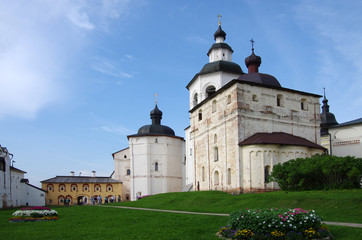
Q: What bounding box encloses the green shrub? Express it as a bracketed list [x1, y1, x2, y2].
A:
[269, 155, 362, 191]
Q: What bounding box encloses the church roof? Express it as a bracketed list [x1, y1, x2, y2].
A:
[239, 132, 326, 150]
[41, 176, 121, 183]
[329, 117, 362, 128]
[207, 43, 233, 56]
[237, 72, 281, 87]
[214, 24, 226, 40]
[186, 60, 243, 90]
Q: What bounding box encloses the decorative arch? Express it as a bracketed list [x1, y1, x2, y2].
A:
[94, 184, 101, 192]
[71, 184, 78, 192]
[227, 94, 232, 104]
[214, 170, 220, 185]
[83, 184, 89, 192]
[277, 94, 284, 107]
[59, 184, 66, 192]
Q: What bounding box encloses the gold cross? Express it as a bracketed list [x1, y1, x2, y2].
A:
[217, 14, 222, 26]
[155, 93, 158, 104]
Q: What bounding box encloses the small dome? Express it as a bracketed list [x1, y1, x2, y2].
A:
[136, 104, 175, 136]
[245, 51, 261, 68]
[320, 94, 338, 135]
[214, 25, 226, 40]
[238, 72, 281, 87]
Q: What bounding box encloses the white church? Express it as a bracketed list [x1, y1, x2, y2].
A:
[112, 21, 326, 201]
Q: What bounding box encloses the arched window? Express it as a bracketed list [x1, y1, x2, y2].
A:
[214, 147, 219, 162]
[59, 184, 66, 192]
[58, 195, 65, 204]
[83, 184, 89, 191]
[227, 168, 231, 185]
[155, 162, 159, 171]
[198, 109, 202, 121]
[126, 169, 131, 175]
[193, 93, 198, 106]
[277, 94, 284, 107]
[124, 155, 127, 158]
[206, 85, 216, 97]
[214, 171, 219, 185]
[47, 184, 54, 192]
[71, 184, 77, 192]
[301, 98, 308, 110]
[212, 100, 217, 113]
[202, 166, 205, 182]
[94, 184, 101, 192]
[227, 95, 231, 104]
[106, 184, 113, 192]
[264, 165, 271, 183]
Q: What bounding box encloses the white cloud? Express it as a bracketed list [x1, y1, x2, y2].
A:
[100, 125, 134, 135]
[91, 60, 133, 78]
[0, 0, 137, 119]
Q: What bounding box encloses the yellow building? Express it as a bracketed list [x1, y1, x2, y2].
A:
[41, 172, 122, 206]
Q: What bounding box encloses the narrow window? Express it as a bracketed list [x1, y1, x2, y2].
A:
[155, 162, 159, 171]
[214, 134, 217, 144]
[214, 147, 219, 162]
[212, 100, 217, 113]
[198, 110, 202, 121]
[264, 165, 271, 183]
[202, 166, 205, 182]
[277, 94, 283, 107]
[193, 93, 198, 106]
[301, 98, 308, 110]
[227, 95, 231, 104]
[126, 169, 131, 175]
[0, 157, 5, 171]
[228, 168, 231, 185]
[124, 155, 127, 158]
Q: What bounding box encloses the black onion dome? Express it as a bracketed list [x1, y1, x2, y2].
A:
[238, 72, 281, 87]
[245, 50, 261, 68]
[199, 60, 243, 75]
[214, 25, 226, 40]
[137, 124, 175, 136]
[137, 104, 175, 136]
[320, 95, 338, 135]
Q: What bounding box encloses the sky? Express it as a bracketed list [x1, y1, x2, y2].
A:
[1, 0, 361, 187]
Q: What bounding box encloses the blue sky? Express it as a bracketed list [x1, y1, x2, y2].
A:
[1, 0, 361, 187]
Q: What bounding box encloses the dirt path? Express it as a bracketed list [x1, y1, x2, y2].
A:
[98, 205, 362, 228]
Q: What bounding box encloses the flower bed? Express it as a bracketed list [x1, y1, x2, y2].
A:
[218, 208, 331, 239]
[9, 207, 58, 223]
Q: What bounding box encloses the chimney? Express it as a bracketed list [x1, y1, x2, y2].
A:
[92, 171, 96, 177]
[70, 171, 74, 176]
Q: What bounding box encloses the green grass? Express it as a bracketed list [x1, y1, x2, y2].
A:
[116, 189, 362, 223]
[1, 190, 361, 239]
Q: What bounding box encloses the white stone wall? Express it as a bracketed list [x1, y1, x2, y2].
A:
[329, 123, 362, 158]
[113, 148, 130, 201]
[10, 169, 25, 207]
[20, 184, 46, 206]
[240, 145, 324, 193]
[129, 136, 184, 201]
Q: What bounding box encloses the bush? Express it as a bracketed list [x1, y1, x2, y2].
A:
[219, 208, 330, 239]
[269, 155, 362, 191]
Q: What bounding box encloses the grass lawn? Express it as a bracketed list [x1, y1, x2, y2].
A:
[1, 190, 361, 239]
[117, 189, 362, 223]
